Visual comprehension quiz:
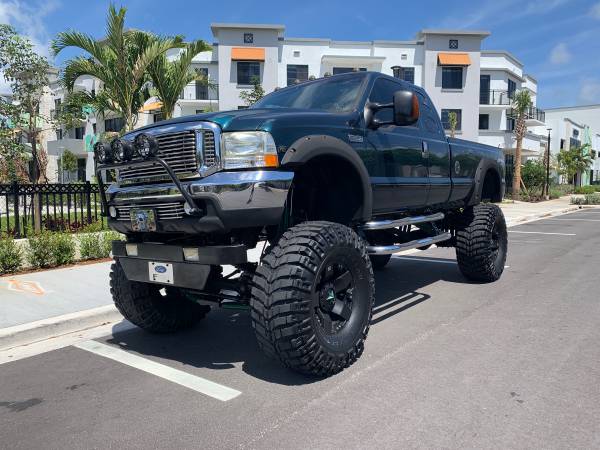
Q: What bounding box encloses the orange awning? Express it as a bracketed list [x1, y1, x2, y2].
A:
[139, 101, 163, 112]
[231, 47, 265, 61]
[438, 52, 471, 66]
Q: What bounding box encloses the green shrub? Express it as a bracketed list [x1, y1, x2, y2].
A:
[52, 233, 76, 266]
[0, 238, 23, 274]
[81, 220, 105, 233]
[521, 160, 546, 191]
[26, 233, 54, 268]
[574, 185, 596, 195]
[571, 193, 600, 205]
[26, 232, 75, 268]
[78, 230, 122, 260]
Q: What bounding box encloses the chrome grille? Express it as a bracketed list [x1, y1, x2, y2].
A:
[115, 202, 185, 221]
[202, 130, 216, 166]
[118, 131, 198, 182]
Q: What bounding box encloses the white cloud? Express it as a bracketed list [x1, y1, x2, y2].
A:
[590, 2, 600, 19]
[0, 0, 59, 57]
[0, 0, 59, 94]
[550, 42, 571, 65]
[579, 79, 600, 103]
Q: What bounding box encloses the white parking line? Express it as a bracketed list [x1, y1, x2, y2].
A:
[74, 340, 241, 401]
[508, 231, 576, 236]
[392, 256, 509, 268]
[544, 218, 600, 222]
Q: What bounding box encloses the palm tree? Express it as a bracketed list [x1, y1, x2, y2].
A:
[558, 144, 593, 189]
[51, 5, 183, 132]
[510, 90, 532, 199]
[146, 40, 212, 120]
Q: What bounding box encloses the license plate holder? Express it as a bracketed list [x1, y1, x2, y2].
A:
[148, 261, 174, 284]
[130, 208, 156, 232]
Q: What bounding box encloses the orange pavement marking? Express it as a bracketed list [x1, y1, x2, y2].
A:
[5, 279, 46, 296]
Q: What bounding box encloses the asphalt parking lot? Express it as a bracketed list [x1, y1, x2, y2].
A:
[1, 209, 600, 449]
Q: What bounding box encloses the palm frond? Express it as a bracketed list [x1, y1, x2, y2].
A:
[51, 31, 106, 61]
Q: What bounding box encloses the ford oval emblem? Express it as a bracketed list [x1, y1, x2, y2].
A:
[155, 265, 167, 273]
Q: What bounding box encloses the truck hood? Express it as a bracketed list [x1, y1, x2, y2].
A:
[127, 108, 357, 135]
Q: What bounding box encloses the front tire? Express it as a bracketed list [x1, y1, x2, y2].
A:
[251, 221, 375, 377]
[455, 204, 507, 282]
[110, 261, 210, 333]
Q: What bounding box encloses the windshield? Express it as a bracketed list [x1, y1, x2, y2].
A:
[252, 73, 366, 113]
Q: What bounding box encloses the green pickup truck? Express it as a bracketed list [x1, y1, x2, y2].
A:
[96, 71, 507, 377]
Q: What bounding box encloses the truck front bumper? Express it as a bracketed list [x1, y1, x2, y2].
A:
[105, 170, 294, 234]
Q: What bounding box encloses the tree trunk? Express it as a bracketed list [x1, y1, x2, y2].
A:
[512, 137, 522, 200]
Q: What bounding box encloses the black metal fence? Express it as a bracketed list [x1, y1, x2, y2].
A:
[0, 182, 108, 238]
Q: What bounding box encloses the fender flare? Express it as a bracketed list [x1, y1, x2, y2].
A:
[281, 135, 373, 221]
[469, 158, 503, 205]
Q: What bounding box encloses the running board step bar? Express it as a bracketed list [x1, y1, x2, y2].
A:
[367, 232, 453, 255]
[362, 212, 445, 231]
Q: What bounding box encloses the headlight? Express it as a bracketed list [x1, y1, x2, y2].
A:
[221, 131, 278, 169]
[134, 133, 159, 158]
[94, 142, 112, 164]
[111, 138, 134, 162]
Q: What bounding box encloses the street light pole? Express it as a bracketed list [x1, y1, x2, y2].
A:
[545, 128, 552, 200]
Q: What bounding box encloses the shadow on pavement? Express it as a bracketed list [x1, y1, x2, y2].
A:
[106, 255, 466, 386]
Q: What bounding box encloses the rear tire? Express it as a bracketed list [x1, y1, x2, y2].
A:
[369, 254, 391, 270]
[110, 261, 210, 333]
[251, 221, 375, 377]
[455, 204, 507, 282]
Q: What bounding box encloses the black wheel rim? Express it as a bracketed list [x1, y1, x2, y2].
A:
[490, 216, 507, 265]
[314, 261, 355, 335]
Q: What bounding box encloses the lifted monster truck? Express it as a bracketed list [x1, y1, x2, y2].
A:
[95, 71, 507, 377]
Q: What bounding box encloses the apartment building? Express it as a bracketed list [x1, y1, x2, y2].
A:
[44, 22, 549, 182]
[533, 105, 600, 184]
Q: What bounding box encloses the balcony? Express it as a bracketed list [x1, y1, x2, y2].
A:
[508, 106, 545, 126]
[179, 82, 219, 102]
[480, 90, 512, 106]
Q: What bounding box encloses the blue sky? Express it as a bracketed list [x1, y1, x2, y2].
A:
[1, 0, 600, 108]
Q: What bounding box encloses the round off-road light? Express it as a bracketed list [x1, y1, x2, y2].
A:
[184, 201, 195, 215]
[108, 206, 118, 218]
[94, 141, 113, 164]
[111, 138, 134, 162]
[134, 133, 159, 158]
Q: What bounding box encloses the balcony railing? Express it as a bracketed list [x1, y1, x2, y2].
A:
[480, 90, 512, 105]
[179, 82, 219, 101]
[508, 106, 545, 123]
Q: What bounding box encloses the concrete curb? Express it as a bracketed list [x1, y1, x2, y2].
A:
[504, 204, 588, 227]
[0, 305, 123, 351]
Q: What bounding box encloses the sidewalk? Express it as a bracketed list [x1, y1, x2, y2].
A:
[0, 196, 587, 349]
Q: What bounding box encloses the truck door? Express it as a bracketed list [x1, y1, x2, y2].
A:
[366, 77, 429, 212]
[416, 91, 452, 206]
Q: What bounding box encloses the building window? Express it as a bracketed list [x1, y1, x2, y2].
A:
[441, 109, 462, 131]
[479, 114, 489, 130]
[573, 129, 579, 137]
[401, 54, 408, 60]
[238, 105, 249, 110]
[196, 109, 206, 114]
[293, 51, 300, 57]
[243, 33, 253, 43]
[153, 112, 165, 123]
[392, 66, 415, 84]
[560, 139, 565, 150]
[508, 79, 516, 99]
[195, 68, 209, 99]
[92, 123, 97, 134]
[104, 117, 125, 132]
[56, 129, 63, 140]
[442, 67, 463, 89]
[287, 64, 309, 86]
[237, 61, 260, 85]
[449, 39, 458, 49]
[75, 126, 85, 139]
[507, 117, 515, 131]
[332, 67, 367, 75]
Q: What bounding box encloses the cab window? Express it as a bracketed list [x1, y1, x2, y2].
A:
[368, 78, 404, 124]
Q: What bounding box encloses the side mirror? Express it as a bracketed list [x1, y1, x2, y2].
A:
[393, 90, 419, 126]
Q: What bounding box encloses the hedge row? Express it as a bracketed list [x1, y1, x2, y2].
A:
[0, 230, 122, 274]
